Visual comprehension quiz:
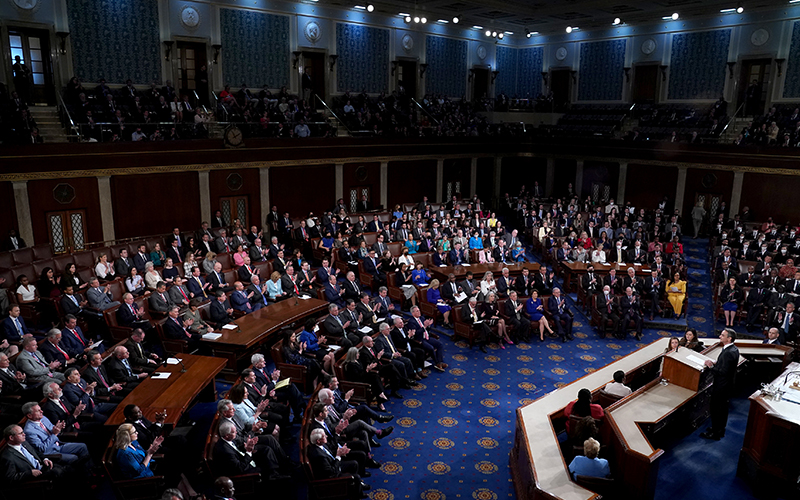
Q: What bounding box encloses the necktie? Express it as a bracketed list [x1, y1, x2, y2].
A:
[96, 367, 109, 388]
[179, 287, 188, 301]
[70, 295, 79, 307]
[19, 445, 40, 469]
[33, 353, 48, 368]
[55, 343, 68, 360]
[14, 318, 22, 335]
[123, 359, 133, 376]
[70, 329, 85, 346]
[196, 278, 207, 298]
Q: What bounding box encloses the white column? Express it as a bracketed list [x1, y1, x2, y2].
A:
[729, 170, 745, 216]
[493, 157, 502, 201]
[575, 160, 584, 198]
[198, 171, 211, 223]
[380, 162, 388, 210]
[545, 158, 555, 197]
[616, 162, 628, 205]
[260, 167, 271, 227]
[96, 176, 115, 242]
[12, 181, 34, 246]
[674, 167, 688, 215]
[335, 163, 344, 203]
[435, 159, 444, 203]
[470, 157, 478, 198]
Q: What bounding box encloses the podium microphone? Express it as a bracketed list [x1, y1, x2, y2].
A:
[167, 352, 188, 373]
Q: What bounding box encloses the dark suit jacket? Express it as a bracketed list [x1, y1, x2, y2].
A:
[148, 292, 173, 313]
[249, 246, 267, 262]
[231, 290, 253, 312]
[116, 302, 144, 327]
[132, 253, 150, 273]
[207, 271, 228, 293]
[60, 294, 84, 317]
[603, 275, 622, 295]
[1, 316, 29, 342]
[84, 364, 118, 398]
[163, 316, 200, 340]
[210, 299, 233, 326]
[127, 417, 161, 449]
[496, 276, 514, 297]
[342, 280, 362, 301]
[166, 246, 183, 264]
[42, 397, 79, 431]
[39, 340, 71, 365]
[307, 444, 346, 480]
[212, 438, 260, 477]
[710, 344, 739, 394]
[186, 276, 209, 298]
[0, 441, 48, 482]
[60, 326, 90, 359]
[627, 247, 648, 264]
[619, 295, 642, 316]
[114, 257, 132, 278]
[324, 284, 345, 307]
[238, 266, 256, 283]
[107, 356, 140, 384]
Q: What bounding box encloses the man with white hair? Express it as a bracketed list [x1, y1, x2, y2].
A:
[307, 427, 366, 494]
[250, 354, 304, 423]
[22, 401, 91, 467]
[375, 322, 417, 381]
[318, 387, 393, 451]
[321, 376, 392, 424]
[16, 337, 65, 385]
[212, 419, 287, 480]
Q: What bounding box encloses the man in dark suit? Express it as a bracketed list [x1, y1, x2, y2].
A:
[62, 367, 115, 422]
[166, 239, 183, 265]
[208, 262, 233, 293]
[374, 322, 417, 382]
[163, 306, 203, 351]
[2, 229, 26, 251]
[187, 267, 211, 299]
[116, 293, 153, 332]
[534, 268, 554, 295]
[608, 241, 626, 264]
[114, 249, 133, 278]
[745, 279, 770, 332]
[461, 298, 491, 353]
[621, 267, 643, 296]
[362, 250, 386, 287]
[496, 268, 514, 298]
[388, 317, 425, 373]
[603, 269, 622, 296]
[210, 293, 234, 327]
[213, 420, 287, 480]
[324, 276, 346, 308]
[0, 424, 65, 484]
[342, 272, 363, 302]
[59, 285, 90, 320]
[596, 285, 620, 339]
[504, 291, 531, 342]
[2, 305, 29, 343]
[449, 242, 468, 266]
[124, 329, 160, 374]
[84, 350, 127, 399]
[0, 352, 41, 402]
[626, 240, 648, 265]
[39, 330, 77, 368]
[132, 244, 151, 273]
[493, 240, 511, 264]
[515, 268, 534, 297]
[148, 282, 174, 314]
[548, 288, 573, 341]
[700, 329, 740, 440]
[642, 270, 664, 321]
[231, 281, 257, 314]
[249, 238, 267, 263]
[619, 287, 644, 340]
[439, 274, 462, 305]
[406, 307, 446, 372]
[366, 215, 383, 233]
[247, 275, 270, 310]
[214, 229, 233, 254]
[107, 346, 147, 387]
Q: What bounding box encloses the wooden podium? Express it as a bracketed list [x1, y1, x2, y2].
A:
[661, 348, 712, 391]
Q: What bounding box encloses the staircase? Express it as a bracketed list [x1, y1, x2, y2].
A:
[719, 116, 751, 144]
[317, 107, 347, 137]
[28, 105, 70, 143]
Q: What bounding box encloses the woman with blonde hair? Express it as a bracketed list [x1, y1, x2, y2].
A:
[426, 279, 451, 327]
[266, 271, 286, 300]
[143, 261, 162, 290]
[203, 251, 218, 274]
[480, 271, 497, 297]
[114, 423, 163, 479]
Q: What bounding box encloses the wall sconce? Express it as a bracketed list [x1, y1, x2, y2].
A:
[391, 61, 399, 76]
[491, 70, 499, 83]
[623, 67, 631, 82]
[570, 70, 577, 84]
[329, 54, 338, 71]
[659, 65, 668, 82]
[420, 64, 428, 77]
[776, 58, 786, 77]
[292, 51, 302, 70]
[726, 61, 736, 80]
[541, 71, 549, 86]
[468, 69, 476, 82]
[212, 44, 222, 64]
[56, 32, 69, 55]
[163, 40, 174, 61]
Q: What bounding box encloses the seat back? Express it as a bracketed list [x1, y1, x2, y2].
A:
[31, 244, 53, 261]
[32, 259, 55, 278]
[73, 251, 95, 270]
[53, 254, 75, 274]
[11, 248, 34, 266]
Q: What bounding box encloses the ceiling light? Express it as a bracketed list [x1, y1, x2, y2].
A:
[498, 32, 504, 39]
[672, 12, 679, 20]
[473, 25, 483, 29]
[737, 6, 744, 12]
[399, 12, 409, 16]
[453, 16, 460, 24]
[485, 29, 492, 36]
[492, 31, 497, 37]
[613, 17, 621, 25]
[354, 5, 366, 10]
[438, 19, 449, 23]
[367, 4, 374, 12]
[566, 26, 573, 33]
[405, 16, 411, 23]
[421, 17, 427, 23]
[791, 0, 800, 4]
[413, 16, 420, 23]
[505, 31, 513, 34]
[526, 31, 532, 38]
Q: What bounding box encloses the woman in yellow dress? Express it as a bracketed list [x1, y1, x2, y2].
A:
[666, 271, 687, 319]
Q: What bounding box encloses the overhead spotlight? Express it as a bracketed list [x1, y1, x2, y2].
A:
[485, 29, 492, 36]
[737, 6, 744, 13]
[354, 5, 366, 10]
[452, 16, 460, 24]
[671, 12, 679, 20]
[413, 16, 420, 23]
[438, 19, 449, 23]
[498, 32, 504, 39]
[492, 31, 497, 37]
[566, 26, 573, 33]
[613, 17, 621, 25]
[526, 31, 532, 38]
[421, 17, 427, 23]
[473, 25, 483, 29]
[367, 4, 374, 11]
[405, 16, 411, 23]
[398, 12, 409, 16]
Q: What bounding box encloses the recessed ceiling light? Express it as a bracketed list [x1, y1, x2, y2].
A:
[485, 29, 492, 36]
[737, 6, 744, 12]
[354, 5, 366, 10]
[566, 26, 572, 33]
[498, 32, 504, 39]
[438, 19, 449, 23]
[613, 17, 621, 25]
[672, 12, 679, 20]
[367, 4, 374, 12]
[505, 31, 513, 34]
[452, 16, 460, 24]
[413, 16, 420, 23]
[405, 16, 411, 23]
[421, 17, 427, 23]
[399, 12, 409, 16]
[473, 25, 483, 29]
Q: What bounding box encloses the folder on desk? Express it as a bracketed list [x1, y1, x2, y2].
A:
[151, 372, 171, 380]
[222, 324, 238, 330]
[274, 378, 291, 390]
[202, 332, 222, 340]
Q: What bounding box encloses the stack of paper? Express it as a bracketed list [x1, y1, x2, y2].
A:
[202, 332, 222, 340]
[151, 372, 171, 380]
[222, 324, 238, 330]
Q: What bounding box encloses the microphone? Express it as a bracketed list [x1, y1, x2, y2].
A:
[167, 352, 188, 373]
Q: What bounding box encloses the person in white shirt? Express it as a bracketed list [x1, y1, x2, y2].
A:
[603, 370, 632, 398]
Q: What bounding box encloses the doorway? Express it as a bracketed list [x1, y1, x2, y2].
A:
[632, 65, 658, 103]
[220, 196, 249, 228]
[397, 59, 417, 101]
[550, 69, 572, 112]
[47, 210, 87, 253]
[8, 28, 55, 105]
[472, 67, 489, 101]
[176, 42, 207, 105]
[349, 187, 371, 213]
[738, 58, 771, 117]
[302, 51, 326, 105]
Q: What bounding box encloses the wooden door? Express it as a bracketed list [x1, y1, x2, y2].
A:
[550, 69, 571, 111]
[8, 28, 55, 105]
[302, 52, 326, 104]
[472, 68, 489, 100]
[632, 65, 658, 103]
[694, 192, 722, 217]
[47, 210, 87, 253]
[177, 42, 207, 103]
[220, 196, 249, 228]
[739, 59, 771, 117]
[398, 60, 417, 100]
[349, 187, 371, 213]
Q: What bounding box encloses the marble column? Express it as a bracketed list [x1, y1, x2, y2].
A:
[616, 162, 628, 205]
[380, 161, 388, 210]
[674, 167, 688, 215]
[198, 171, 211, 223]
[260, 166, 271, 227]
[97, 176, 115, 242]
[335, 163, 344, 203]
[12, 181, 34, 245]
[729, 171, 745, 217]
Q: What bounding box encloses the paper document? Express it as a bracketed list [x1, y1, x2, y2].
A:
[299, 295, 311, 300]
[151, 372, 171, 380]
[328, 345, 342, 351]
[222, 324, 238, 330]
[669, 286, 679, 292]
[462, 263, 471, 267]
[358, 326, 373, 334]
[454, 293, 467, 302]
[686, 354, 706, 367]
[274, 378, 291, 390]
[166, 358, 182, 365]
[202, 332, 222, 340]
[474, 320, 484, 324]
[423, 360, 433, 368]
[89, 340, 103, 349]
[439, 264, 447, 267]
[634, 263, 641, 266]
[376, 317, 386, 323]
